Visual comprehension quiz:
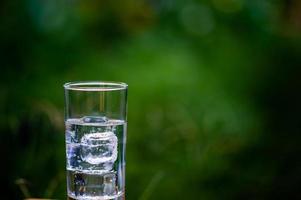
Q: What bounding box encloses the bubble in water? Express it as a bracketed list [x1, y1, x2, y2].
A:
[80, 132, 117, 165]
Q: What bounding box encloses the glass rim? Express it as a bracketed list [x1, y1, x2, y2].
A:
[64, 81, 128, 91]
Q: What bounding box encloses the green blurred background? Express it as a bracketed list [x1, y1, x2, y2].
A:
[1, 0, 301, 199]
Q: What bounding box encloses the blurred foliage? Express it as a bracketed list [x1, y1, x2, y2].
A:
[1, 0, 301, 199]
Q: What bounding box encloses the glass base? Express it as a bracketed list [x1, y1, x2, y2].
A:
[67, 194, 125, 200]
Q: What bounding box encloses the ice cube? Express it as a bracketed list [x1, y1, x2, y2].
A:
[80, 132, 117, 165]
[82, 116, 107, 123]
[103, 173, 117, 195]
[74, 173, 86, 196]
[66, 143, 81, 168]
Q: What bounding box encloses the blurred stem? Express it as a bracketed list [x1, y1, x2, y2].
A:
[44, 172, 64, 198]
[99, 92, 105, 113]
[139, 171, 164, 200]
[15, 178, 31, 198]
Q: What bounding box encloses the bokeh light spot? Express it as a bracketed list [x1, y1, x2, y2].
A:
[180, 4, 215, 36]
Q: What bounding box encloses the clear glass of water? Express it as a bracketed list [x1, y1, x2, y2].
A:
[64, 81, 128, 200]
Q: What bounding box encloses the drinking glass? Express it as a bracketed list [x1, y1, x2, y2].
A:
[64, 81, 128, 200]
